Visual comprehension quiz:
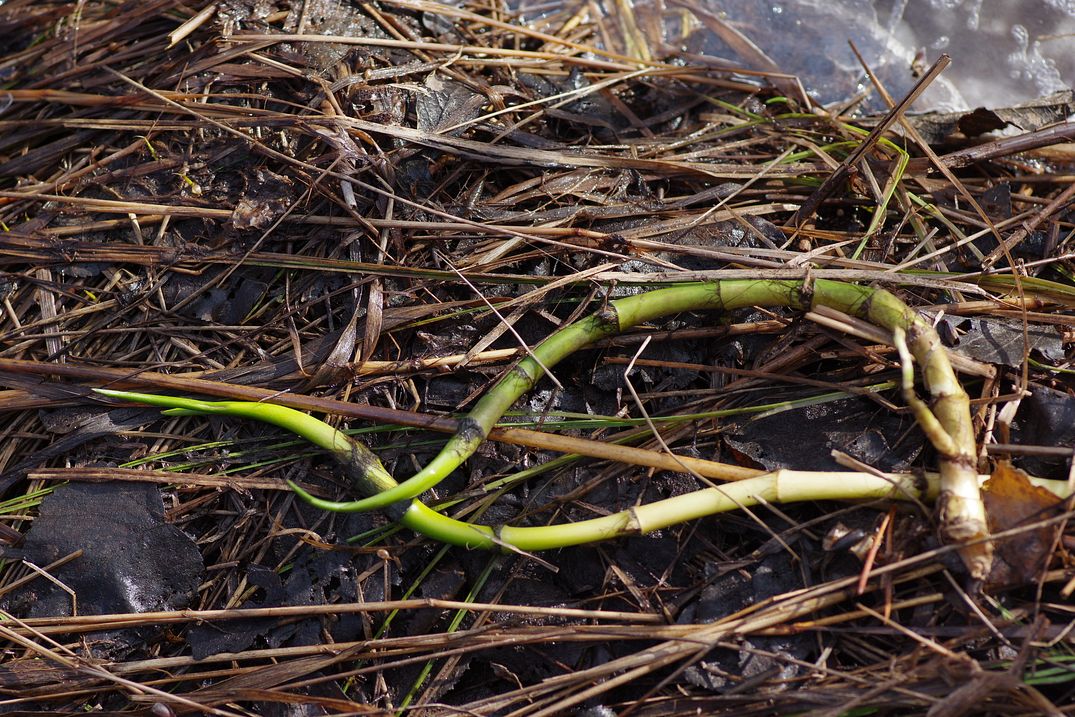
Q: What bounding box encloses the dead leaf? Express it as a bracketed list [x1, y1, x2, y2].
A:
[417, 75, 485, 136]
[983, 461, 1065, 589]
[945, 317, 1063, 368]
[957, 107, 1011, 137]
[229, 168, 295, 230]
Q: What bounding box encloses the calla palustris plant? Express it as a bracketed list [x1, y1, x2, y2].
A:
[99, 278, 1002, 578]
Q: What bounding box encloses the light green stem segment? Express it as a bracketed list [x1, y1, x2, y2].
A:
[402, 470, 1065, 551]
[93, 278, 991, 563]
[320, 279, 825, 512]
[93, 390, 398, 494]
[100, 279, 895, 520]
[82, 390, 1075, 551]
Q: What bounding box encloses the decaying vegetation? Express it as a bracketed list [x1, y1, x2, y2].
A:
[1, 0, 1074, 714]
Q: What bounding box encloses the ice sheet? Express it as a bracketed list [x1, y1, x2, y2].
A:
[688, 0, 1074, 110]
[516, 0, 1074, 111]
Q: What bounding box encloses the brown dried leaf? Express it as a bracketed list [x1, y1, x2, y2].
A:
[956, 107, 1010, 137]
[360, 278, 384, 366]
[417, 74, 485, 135]
[982, 460, 1065, 589]
[229, 169, 295, 230]
[303, 308, 360, 390]
[0, 658, 100, 694]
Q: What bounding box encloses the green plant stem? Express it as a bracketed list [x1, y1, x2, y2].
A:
[320, 280, 822, 512]
[89, 395, 1070, 555]
[95, 390, 397, 496]
[98, 278, 996, 576]
[401, 470, 1065, 551]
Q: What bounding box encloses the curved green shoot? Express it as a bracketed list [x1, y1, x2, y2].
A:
[87, 392, 1075, 554]
[317, 280, 802, 512]
[95, 389, 397, 495]
[97, 277, 1000, 577]
[397, 471, 1067, 551]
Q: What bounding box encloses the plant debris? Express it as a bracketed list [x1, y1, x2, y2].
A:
[944, 316, 1064, 367]
[1, 0, 1074, 714]
[982, 461, 1066, 590]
